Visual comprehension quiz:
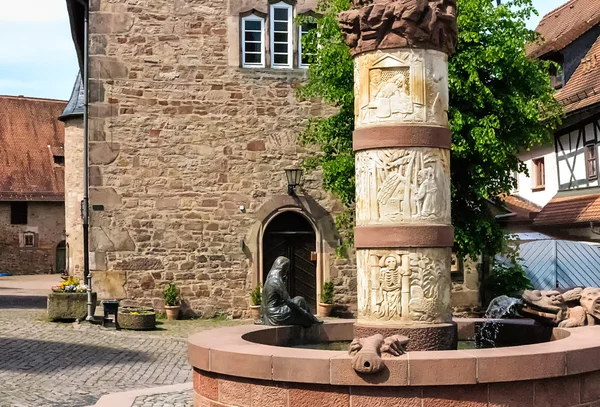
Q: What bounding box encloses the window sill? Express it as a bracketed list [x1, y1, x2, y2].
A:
[532, 186, 546, 192]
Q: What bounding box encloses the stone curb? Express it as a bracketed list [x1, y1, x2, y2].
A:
[91, 382, 192, 407]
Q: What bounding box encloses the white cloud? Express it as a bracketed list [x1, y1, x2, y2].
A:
[0, 0, 69, 22]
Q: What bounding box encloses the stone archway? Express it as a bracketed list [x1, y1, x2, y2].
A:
[262, 211, 318, 312]
[246, 195, 339, 310]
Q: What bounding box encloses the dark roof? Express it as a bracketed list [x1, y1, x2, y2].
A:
[555, 35, 600, 113]
[59, 73, 84, 121]
[0, 96, 67, 201]
[534, 189, 600, 226]
[503, 195, 542, 222]
[66, 0, 87, 73]
[527, 0, 600, 59]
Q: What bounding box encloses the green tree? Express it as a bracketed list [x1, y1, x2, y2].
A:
[298, 0, 562, 259]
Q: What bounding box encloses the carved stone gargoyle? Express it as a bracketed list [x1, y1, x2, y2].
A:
[520, 288, 600, 328]
[348, 334, 409, 374]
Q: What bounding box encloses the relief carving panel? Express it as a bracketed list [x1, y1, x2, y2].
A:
[355, 49, 449, 128]
[357, 248, 452, 325]
[356, 147, 450, 226]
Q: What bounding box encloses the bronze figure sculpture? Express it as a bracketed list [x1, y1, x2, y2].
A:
[258, 256, 322, 328]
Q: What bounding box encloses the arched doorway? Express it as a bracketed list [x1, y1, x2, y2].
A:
[262, 211, 317, 312]
[56, 241, 66, 274]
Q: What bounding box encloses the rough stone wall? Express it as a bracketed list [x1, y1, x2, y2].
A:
[64, 119, 85, 278]
[84, 0, 356, 317]
[0, 202, 65, 275]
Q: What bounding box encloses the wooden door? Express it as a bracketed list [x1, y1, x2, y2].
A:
[56, 241, 66, 273]
[262, 212, 317, 312]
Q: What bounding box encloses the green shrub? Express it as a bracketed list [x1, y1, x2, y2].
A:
[250, 285, 261, 306]
[483, 237, 533, 303]
[320, 281, 335, 305]
[163, 282, 179, 306]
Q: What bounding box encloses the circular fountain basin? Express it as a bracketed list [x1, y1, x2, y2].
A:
[188, 319, 600, 406]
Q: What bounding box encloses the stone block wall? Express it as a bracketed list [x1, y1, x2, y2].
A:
[0, 202, 65, 275]
[64, 119, 85, 277]
[78, 0, 357, 317]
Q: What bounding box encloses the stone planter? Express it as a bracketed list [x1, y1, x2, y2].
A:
[250, 305, 261, 321]
[118, 306, 156, 330]
[165, 305, 180, 321]
[47, 292, 97, 321]
[317, 303, 333, 318]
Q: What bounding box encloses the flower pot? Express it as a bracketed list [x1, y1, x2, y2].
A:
[118, 306, 156, 330]
[317, 303, 333, 318]
[47, 292, 97, 321]
[165, 305, 180, 320]
[250, 305, 261, 321]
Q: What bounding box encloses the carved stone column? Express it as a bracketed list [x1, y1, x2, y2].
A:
[339, 0, 459, 351]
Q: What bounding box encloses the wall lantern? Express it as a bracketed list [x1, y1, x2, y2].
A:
[285, 168, 303, 196]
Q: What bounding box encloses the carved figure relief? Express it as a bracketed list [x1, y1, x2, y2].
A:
[355, 50, 448, 128]
[338, 0, 458, 56]
[374, 254, 407, 320]
[356, 147, 450, 226]
[356, 248, 452, 324]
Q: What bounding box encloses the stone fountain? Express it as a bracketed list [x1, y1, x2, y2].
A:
[342, 0, 458, 351]
[187, 1, 600, 405]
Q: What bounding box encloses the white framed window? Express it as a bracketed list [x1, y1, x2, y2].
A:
[242, 14, 265, 68]
[270, 2, 293, 69]
[298, 21, 317, 69]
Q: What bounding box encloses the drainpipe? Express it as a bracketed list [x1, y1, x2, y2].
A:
[75, 0, 93, 322]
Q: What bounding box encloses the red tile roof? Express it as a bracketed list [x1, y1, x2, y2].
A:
[534, 192, 600, 226]
[0, 96, 67, 201]
[555, 35, 600, 113]
[503, 195, 542, 222]
[527, 0, 600, 59]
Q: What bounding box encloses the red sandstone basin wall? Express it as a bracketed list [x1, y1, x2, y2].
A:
[193, 368, 600, 407]
[188, 322, 600, 407]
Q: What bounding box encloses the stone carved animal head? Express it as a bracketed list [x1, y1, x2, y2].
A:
[349, 334, 409, 374]
[580, 288, 600, 321]
[520, 288, 585, 326]
[520, 289, 568, 324]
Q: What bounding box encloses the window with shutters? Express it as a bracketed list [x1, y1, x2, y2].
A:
[586, 144, 598, 181]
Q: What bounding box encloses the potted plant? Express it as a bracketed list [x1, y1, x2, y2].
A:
[163, 281, 180, 320]
[48, 276, 96, 321]
[318, 281, 335, 317]
[250, 284, 262, 321]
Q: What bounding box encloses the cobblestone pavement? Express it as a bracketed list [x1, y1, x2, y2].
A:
[131, 390, 193, 407]
[0, 309, 247, 407]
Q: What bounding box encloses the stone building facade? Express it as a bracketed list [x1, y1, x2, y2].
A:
[0, 96, 67, 275]
[65, 0, 356, 317]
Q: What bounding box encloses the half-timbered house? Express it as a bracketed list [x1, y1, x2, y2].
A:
[506, 0, 600, 244]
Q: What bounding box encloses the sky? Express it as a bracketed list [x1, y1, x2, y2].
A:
[0, 0, 572, 101]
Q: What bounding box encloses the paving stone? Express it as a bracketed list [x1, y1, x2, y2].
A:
[0, 309, 193, 407]
[131, 390, 193, 407]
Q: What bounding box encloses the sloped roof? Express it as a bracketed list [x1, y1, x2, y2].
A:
[0, 96, 67, 201]
[555, 35, 600, 113]
[59, 73, 84, 121]
[527, 0, 600, 59]
[534, 191, 600, 226]
[503, 195, 542, 222]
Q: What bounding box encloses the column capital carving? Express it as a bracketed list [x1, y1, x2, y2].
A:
[339, 0, 458, 57]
